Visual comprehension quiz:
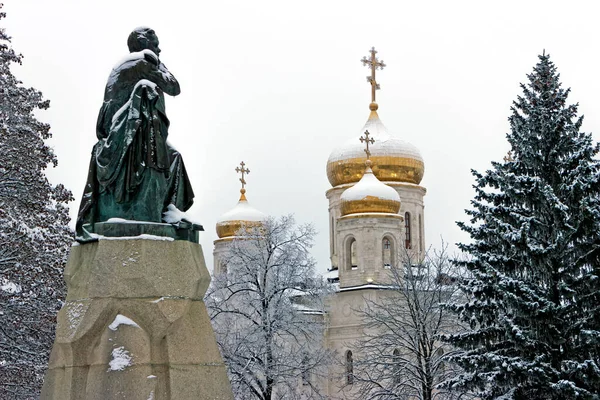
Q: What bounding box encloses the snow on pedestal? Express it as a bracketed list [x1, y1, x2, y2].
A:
[41, 239, 233, 400]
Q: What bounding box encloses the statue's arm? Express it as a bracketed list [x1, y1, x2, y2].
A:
[141, 59, 180, 96]
[157, 63, 181, 96]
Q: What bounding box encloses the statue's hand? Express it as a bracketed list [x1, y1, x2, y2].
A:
[141, 49, 159, 66]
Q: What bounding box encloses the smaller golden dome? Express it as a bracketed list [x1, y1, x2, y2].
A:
[216, 191, 265, 238]
[340, 164, 401, 216]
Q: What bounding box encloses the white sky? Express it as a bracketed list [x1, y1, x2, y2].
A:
[5, 0, 600, 274]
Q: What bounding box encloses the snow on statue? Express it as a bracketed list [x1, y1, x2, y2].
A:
[76, 27, 194, 240]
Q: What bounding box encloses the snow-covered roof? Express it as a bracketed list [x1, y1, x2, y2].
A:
[340, 166, 400, 202]
[291, 303, 325, 315]
[217, 198, 266, 223]
[327, 111, 423, 163]
[338, 283, 391, 292]
[325, 268, 339, 281]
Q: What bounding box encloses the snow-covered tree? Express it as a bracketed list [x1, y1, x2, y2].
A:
[206, 215, 331, 400]
[445, 53, 600, 399]
[352, 246, 470, 400]
[0, 7, 73, 399]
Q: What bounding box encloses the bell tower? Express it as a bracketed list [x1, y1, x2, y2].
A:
[325, 48, 427, 288]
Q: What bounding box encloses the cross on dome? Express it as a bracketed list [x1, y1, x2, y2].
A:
[360, 130, 375, 160]
[361, 47, 386, 104]
[235, 161, 250, 193]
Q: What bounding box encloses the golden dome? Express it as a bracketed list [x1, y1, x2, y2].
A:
[216, 190, 266, 239]
[327, 104, 424, 187]
[340, 161, 401, 216]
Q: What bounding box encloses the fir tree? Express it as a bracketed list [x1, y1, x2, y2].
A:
[0, 7, 73, 398]
[445, 53, 600, 399]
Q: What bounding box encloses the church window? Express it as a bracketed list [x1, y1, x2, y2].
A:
[392, 348, 401, 384]
[382, 236, 394, 268]
[405, 212, 412, 249]
[330, 217, 335, 255]
[345, 237, 357, 271]
[302, 354, 310, 385]
[346, 350, 354, 385]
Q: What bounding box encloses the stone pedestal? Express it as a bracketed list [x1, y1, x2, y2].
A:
[41, 238, 233, 400]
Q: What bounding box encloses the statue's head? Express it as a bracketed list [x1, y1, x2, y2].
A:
[127, 27, 160, 56]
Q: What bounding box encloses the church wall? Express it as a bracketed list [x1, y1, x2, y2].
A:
[212, 238, 233, 275]
[324, 288, 409, 399]
[336, 215, 403, 288]
[391, 183, 427, 262]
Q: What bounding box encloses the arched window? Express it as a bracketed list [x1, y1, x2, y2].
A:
[392, 348, 401, 384]
[405, 212, 412, 249]
[330, 217, 335, 255]
[346, 350, 354, 385]
[302, 354, 310, 385]
[382, 236, 395, 268]
[345, 237, 357, 271]
[351, 240, 357, 269]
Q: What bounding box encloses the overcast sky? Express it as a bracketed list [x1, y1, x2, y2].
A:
[4, 0, 600, 273]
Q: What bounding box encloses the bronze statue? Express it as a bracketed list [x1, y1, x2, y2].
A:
[77, 27, 194, 239]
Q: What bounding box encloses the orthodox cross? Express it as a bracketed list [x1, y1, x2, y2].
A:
[360, 130, 375, 159]
[361, 47, 386, 103]
[235, 161, 250, 191]
[503, 151, 514, 162]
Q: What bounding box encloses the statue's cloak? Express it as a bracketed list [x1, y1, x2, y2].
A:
[76, 54, 193, 237]
[96, 80, 169, 203]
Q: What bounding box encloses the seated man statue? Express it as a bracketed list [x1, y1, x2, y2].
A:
[76, 27, 194, 239]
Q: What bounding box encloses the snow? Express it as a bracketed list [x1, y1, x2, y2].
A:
[88, 233, 174, 241]
[327, 111, 423, 163]
[1, 278, 21, 294]
[108, 346, 132, 371]
[66, 301, 88, 331]
[217, 197, 266, 223]
[325, 268, 339, 280]
[111, 99, 132, 125]
[339, 283, 390, 292]
[104, 218, 167, 225]
[108, 314, 140, 331]
[133, 78, 157, 91]
[163, 204, 187, 224]
[291, 303, 325, 315]
[340, 167, 400, 202]
[112, 49, 158, 70]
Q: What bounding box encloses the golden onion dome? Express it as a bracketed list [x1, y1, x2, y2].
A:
[340, 160, 401, 216]
[327, 103, 424, 187]
[216, 189, 266, 238]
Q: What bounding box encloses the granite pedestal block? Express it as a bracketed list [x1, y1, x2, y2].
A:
[41, 238, 233, 400]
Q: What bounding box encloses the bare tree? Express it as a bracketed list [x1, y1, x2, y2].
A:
[351, 246, 471, 400]
[206, 215, 332, 400]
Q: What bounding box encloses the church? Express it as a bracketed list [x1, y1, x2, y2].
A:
[212, 47, 426, 398]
